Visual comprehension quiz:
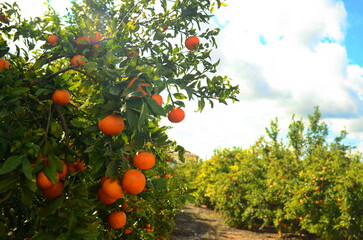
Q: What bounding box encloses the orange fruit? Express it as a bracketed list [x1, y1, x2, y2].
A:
[98, 114, 125, 135]
[76, 159, 87, 171]
[102, 178, 124, 199]
[151, 94, 163, 106]
[0, 58, 10, 71]
[51, 89, 71, 106]
[71, 55, 86, 66]
[124, 227, 133, 234]
[68, 163, 77, 173]
[135, 86, 147, 96]
[37, 171, 58, 189]
[121, 169, 146, 195]
[133, 152, 156, 170]
[127, 77, 138, 87]
[97, 187, 117, 204]
[46, 35, 58, 45]
[145, 224, 151, 228]
[57, 160, 68, 179]
[93, 44, 100, 48]
[107, 211, 127, 229]
[0, 15, 9, 23]
[89, 32, 102, 43]
[185, 36, 200, 50]
[164, 173, 170, 179]
[42, 181, 63, 198]
[75, 36, 90, 47]
[122, 203, 134, 212]
[100, 176, 109, 185]
[167, 107, 185, 123]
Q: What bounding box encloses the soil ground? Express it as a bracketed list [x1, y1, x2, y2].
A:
[170, 204, 318, 240]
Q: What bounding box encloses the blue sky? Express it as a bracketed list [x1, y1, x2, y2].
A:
[344, 0, 363, 65]
[10, 0, 363, 159]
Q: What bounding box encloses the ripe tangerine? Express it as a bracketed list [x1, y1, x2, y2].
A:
[167, 107, 185, 123]
[185, 36, 200, 50]
[51, 89, 71, 106]
[98, 114, 125, 135]
[57, 160, 68, 179]
[0, 58, 10, 71]
[102, 178, 124, 199]
[152, 94, 163, 106]
[122, 169, 146, 195]
[107, 211, 127, 229]
[133, 152, 156, 170]
[37, 171, 58, 189]
[71, 55, 86, 66]
[42, 181, 63, 198]
[75, 36, 91, 47]
[90, 32, 102, 43]
[46, 35, 58, 45]
[97, 187, 117, 204]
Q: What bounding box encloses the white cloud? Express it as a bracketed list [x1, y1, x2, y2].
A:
[6, 0, 71, 19]
[163, 0, 363, 158]
[10, 0, 363, 158]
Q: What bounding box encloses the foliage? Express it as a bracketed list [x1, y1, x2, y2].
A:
[0, 0, 237, 239]
[180, 107, 363, 239]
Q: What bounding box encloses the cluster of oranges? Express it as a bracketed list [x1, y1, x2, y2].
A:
[35, 156, 67, 199]
[33, 30, 201, 234]
[97, 151, 157, 229]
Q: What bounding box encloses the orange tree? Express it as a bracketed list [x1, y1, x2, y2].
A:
[0, 0, 238, 239]
[184, 108, 363, 239]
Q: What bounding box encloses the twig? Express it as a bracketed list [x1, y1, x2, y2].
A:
[45, 66, 76, 80]
[44, 65, 98, 82]
[55, 106, 70, 146]
[40, 105, 53, 148]
[71, 67, 98, 82]
[23, 96, 40, 127]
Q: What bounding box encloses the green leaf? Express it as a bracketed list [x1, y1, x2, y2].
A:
[0, 155, 25, 175]
[84, 145, 95, 153]
[105, 161, 117, 177]
[33, 232, 56, 240]
[22, 158, 33, 180]
[0, 176, 18, 194]
[50, 121, 63, 138]
[43, 165, 58, 184]
[145, 97, 166, 115]
[174, 93, 187, 99]
[126, 108, 138, 130]
[89, 153, 104, 174]
[0, 222, 5, 237]
[33, 56, 47, 70]
[70, 118, 88, 128]
[84, 61, 97, 74]
[11, 87, 30, 96]
[152, 177, 168, 192]
[138, 102, 148, 126]
[109, 85, 123, 96]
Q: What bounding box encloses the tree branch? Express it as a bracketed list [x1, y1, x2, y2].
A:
[55, 106, 70, 146]
[45, 66, 76, 80]
[40, 105, 53, 148]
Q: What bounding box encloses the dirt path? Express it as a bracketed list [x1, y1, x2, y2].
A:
[170, 204, 317, 240]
